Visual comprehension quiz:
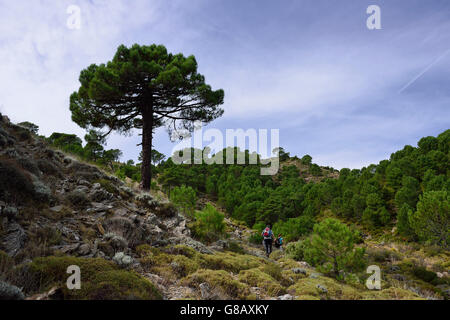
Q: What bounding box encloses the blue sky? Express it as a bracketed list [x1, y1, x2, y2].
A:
[0, 0, 449, 169]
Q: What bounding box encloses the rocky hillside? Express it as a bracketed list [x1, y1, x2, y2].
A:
[0, 113, 448, 300]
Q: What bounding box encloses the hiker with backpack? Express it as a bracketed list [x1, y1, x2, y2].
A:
[261, 224, 274, 257]
[274, 234, 284, 251]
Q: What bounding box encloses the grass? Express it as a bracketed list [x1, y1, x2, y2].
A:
[238, 268, 285, 296]
[23, 256, 162, 300]
[181, 269, 252, 300]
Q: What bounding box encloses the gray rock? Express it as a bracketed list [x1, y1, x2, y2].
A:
[169, 237, 213, 254]
[135, 193, 158, 209]
[57, 243, 81, 254]
[292, 268, 307, 275]
[277, 294, 294, 300]
[316, 284, 328, 293]
[104, 233, 128, 251]
[0, 281, 24, 300]
[2, 222, 26, 256]
[49, 205, 63, 213]
[113, 252, 133, 267]
[33, 180, 52, 202]
[119, 186, 134, 197]
[309, 273, 323, 279]
[73, 186, 90, 194]
[86, 202, 113, 213]
[78, 243, 91, 256]
[89, 189, 113, 202]
[198, 282, 219, 300]
[77, 179, 91, 187]
[298, 261, 311, 268]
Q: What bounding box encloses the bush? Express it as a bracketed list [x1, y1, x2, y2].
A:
[226, 241, 245, 254]
[16, 157, 41, 176]
[412, 266, 438, 283]
[286, 240, 308, 261]
[170, 185, 197, 219]
[155, 202, 177, 218]
[273, 214, 314, 242]
[191, 203, 225, 242]
[95, 179, 119, 195]
[0, 159, 35, 202]
[36, 159, 61, 176]
[199, 251, 263, 273]
[26, 256, 162, 299]
[66, 190, 90, 208]
[302, 218, 366, 278]
[182, 269, 251, 299]
[238, 268, 285, 296]
[397, 204, 415, 238]
[248, 232, 263, 245]
[409, 191, 449, 248]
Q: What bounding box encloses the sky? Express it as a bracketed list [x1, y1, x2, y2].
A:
[0, 0, 449, 169]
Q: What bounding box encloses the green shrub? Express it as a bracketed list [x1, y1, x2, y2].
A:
[182, 269, 251, 299]
[262, 263, 283, 282]
[248, 232, 263, 245]
[226, 241, 245, 254]
[191, 203, 225, 242]
[155, 202, 177, 218]
[273, 214, 315, 242]
[170, 185, 197, 219]
[95, 179, 119, 195]
[396, 204, 415, 238]
[238, 268, 285, 296]
[35, 226, 63, 246]
[26, 256, 162, 299]
[286, 240, 308, 261]
[302, 218, 366, 278]
[412, 266, 438, 283]
[409, 191, 449, 248]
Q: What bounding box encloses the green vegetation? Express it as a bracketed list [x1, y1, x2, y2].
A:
[409, 191, 449, 248]
[300, 219, 366, 278]
[190, 203, 226, 242]
[155, 130, 449, 249]
[69, 43, 224, 190]
[170, 185, 197, 218]
[24, 256, 161, 300]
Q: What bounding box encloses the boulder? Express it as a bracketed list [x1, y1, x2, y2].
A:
[292, 268, 307, 275]
[0, 281, 24, 300]
[316, 284, 328, 293]
[1, 222, 26, 256]
[277, 294, 294, 300]
[112, 252, 133, 268]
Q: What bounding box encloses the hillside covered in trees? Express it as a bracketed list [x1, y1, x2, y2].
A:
[157, 130, 449, 248]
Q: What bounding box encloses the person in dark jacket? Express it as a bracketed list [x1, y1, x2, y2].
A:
[261, 224, 274, 257]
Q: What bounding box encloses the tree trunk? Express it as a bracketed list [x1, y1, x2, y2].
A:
[141, 106, 153, 190]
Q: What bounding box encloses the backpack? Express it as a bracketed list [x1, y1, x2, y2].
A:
[274, 238, 280, 248]
[263, 227, 271, 238]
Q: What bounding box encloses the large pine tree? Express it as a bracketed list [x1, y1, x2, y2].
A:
[70, 44, 224, 189]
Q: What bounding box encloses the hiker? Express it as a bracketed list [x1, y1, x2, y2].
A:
[261, 224, 274, 257]
[274, 234, 284, 251]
